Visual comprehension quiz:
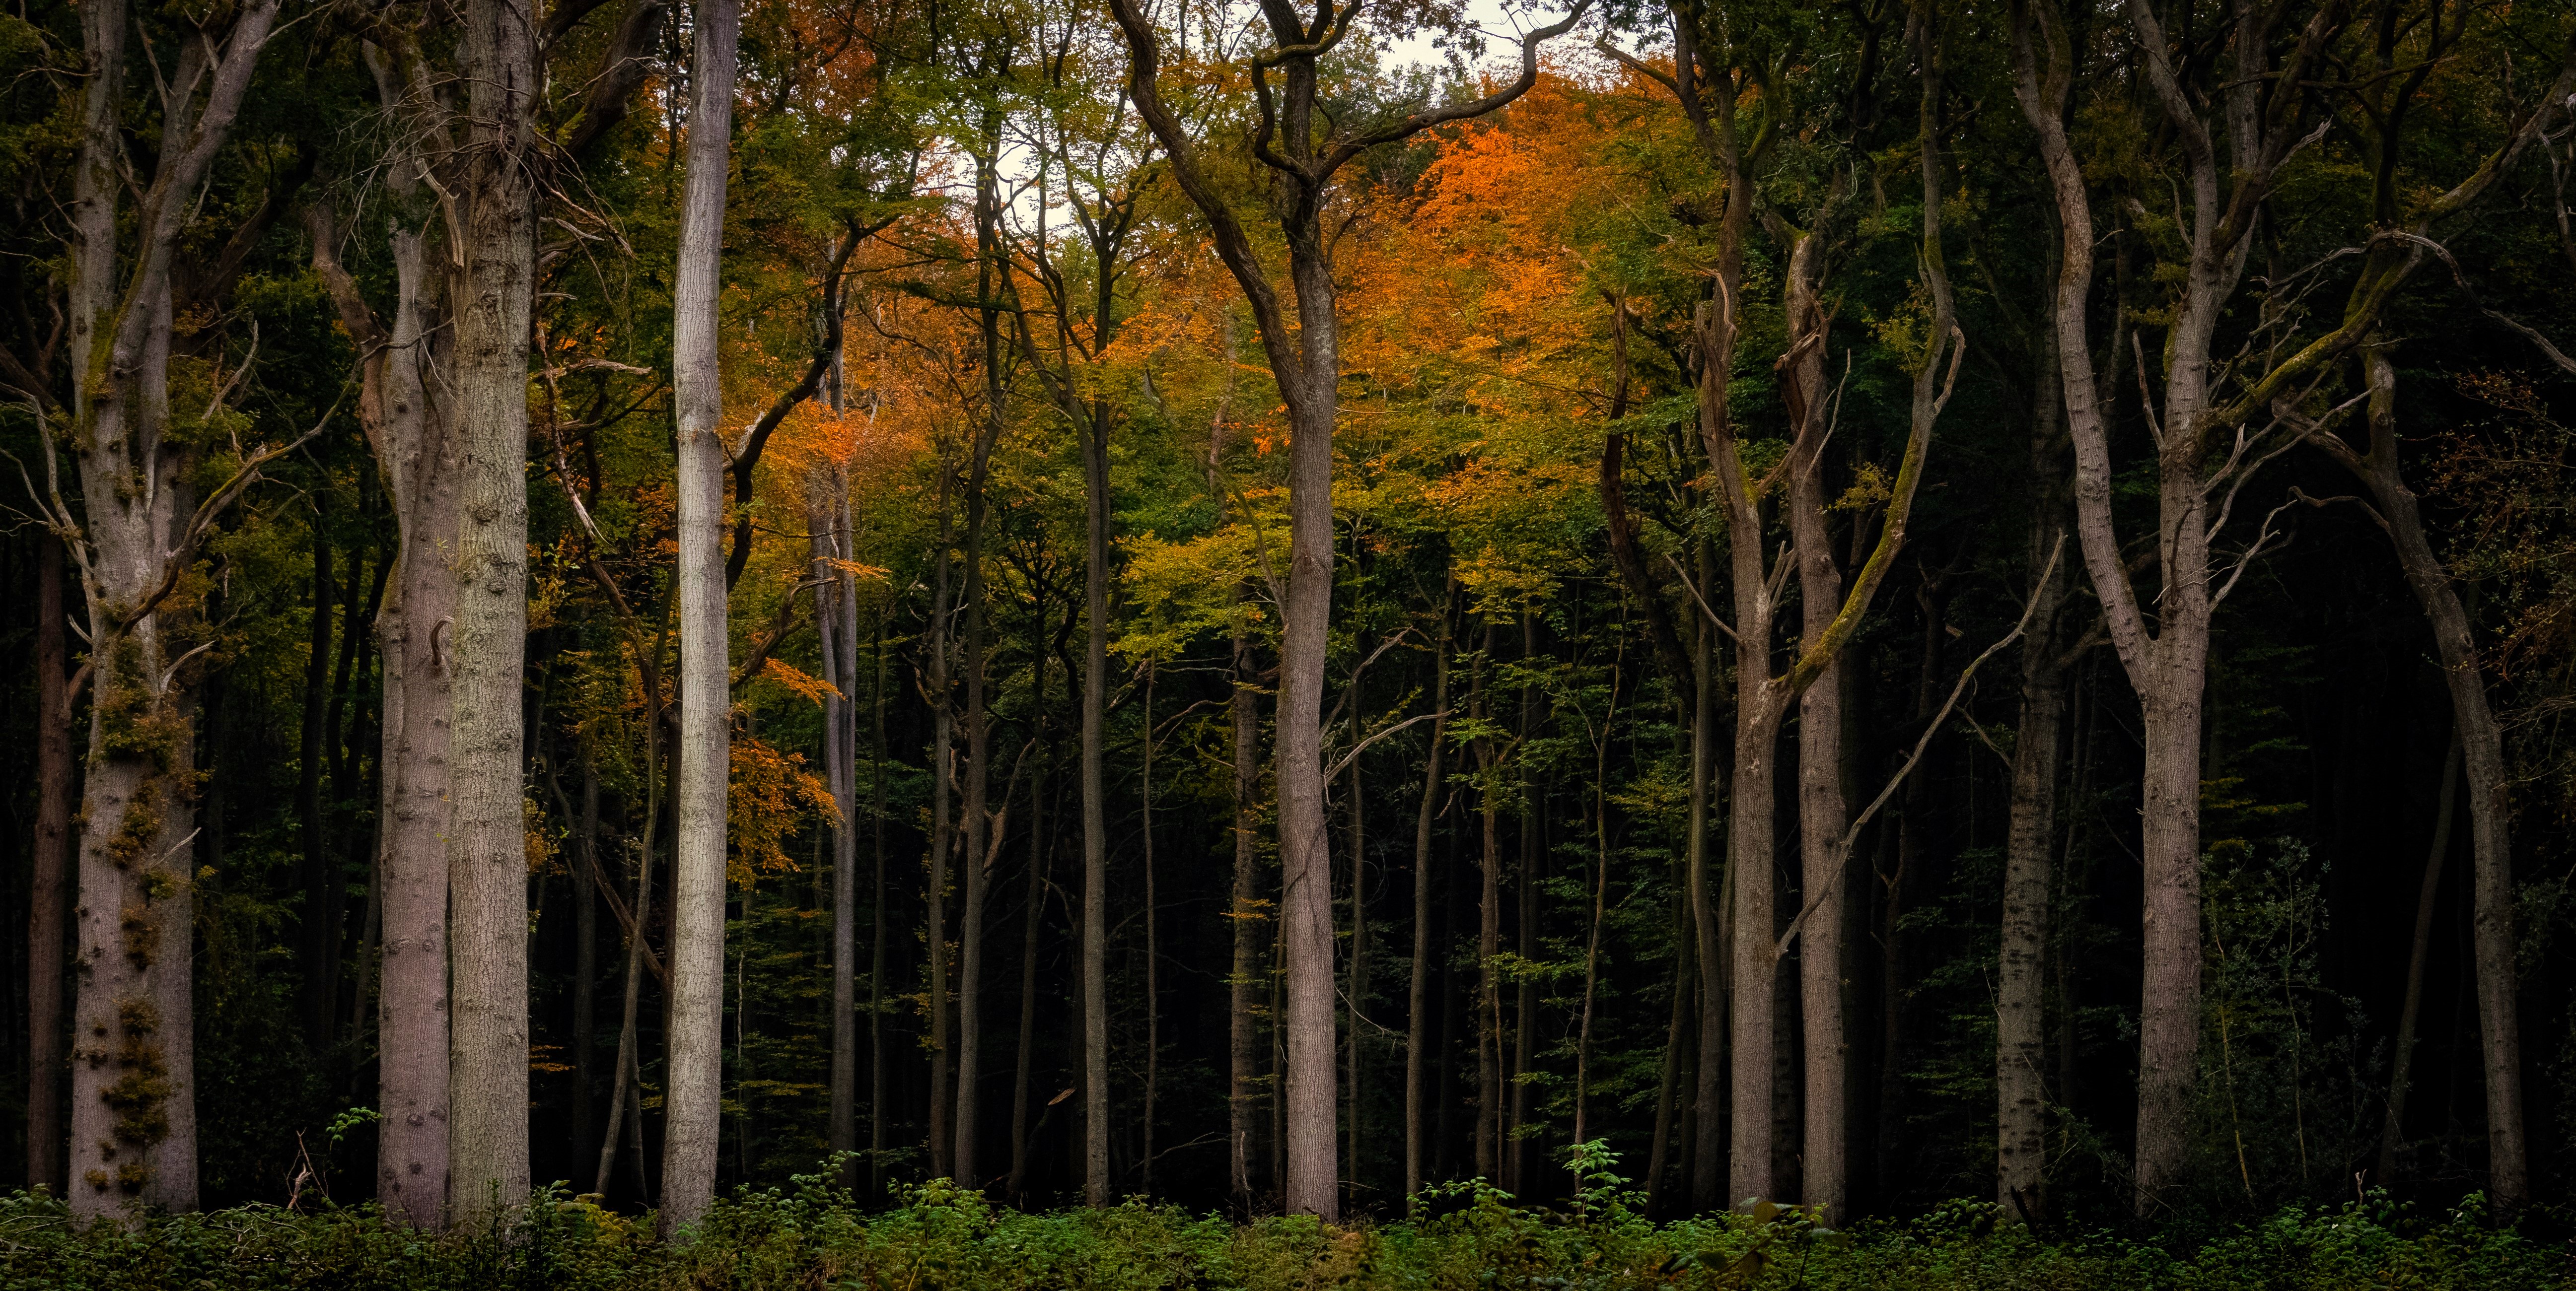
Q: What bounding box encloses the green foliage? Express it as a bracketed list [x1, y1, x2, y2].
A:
[5, 1178, 2566, 1291]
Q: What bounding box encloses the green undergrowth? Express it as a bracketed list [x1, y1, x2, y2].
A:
[2, 1160, 2566, 1291]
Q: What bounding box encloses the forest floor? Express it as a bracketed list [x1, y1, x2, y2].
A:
[3, 1174, 2566, 1290]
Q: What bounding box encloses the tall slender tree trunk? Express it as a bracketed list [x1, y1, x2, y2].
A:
[869, 619, 889, 1193]
[2380, 730, 2458, 1183]
[573, 747, 601, 1178]
[927, 463, 956, 1180]
[1784, 234, 1848, 1218]
[1647, 887, 1694, 1215]
[1228, 615, 1263, 1207]
[1079, 374, 1112, 1206]
[1404, 589, 1450, 1203]
[1507, 614, 1539, 1193]
[300, 527, 340, 1049]
[594, 742, 660, 1200]
[352, 217, 458, 1227]
[2308, 343, 2526, 1202]
[1270, 246, 1346, 1223]
[663, 0, 741, 1230]
[1472, 625, 1502, 1182]
[1342, 686, 1362, 1204]
[1574, 661, 1619, 1147]
[442, 0, 540, 1223]
[1144, 664, 1161, 1192]
[1686, 591, 1725, 1212]
[954, 261, 1006, 1185]
[1998, 308, 2073, 1217]
[26, 533, 72, 1194]
[819, 478, 861, 1188]
[1008, 634, 1051, 1201]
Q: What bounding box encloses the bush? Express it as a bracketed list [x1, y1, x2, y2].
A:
[3, 1173, 2566, 1290]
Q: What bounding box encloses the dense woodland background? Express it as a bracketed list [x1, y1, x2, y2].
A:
[3, 0, 2576, 1240]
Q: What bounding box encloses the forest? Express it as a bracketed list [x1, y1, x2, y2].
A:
[5, 0, 2576, 1279]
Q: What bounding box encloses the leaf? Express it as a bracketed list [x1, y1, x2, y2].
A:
[761, 657, 843, 707]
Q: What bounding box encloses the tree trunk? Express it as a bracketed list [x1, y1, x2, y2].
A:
[1574, 660, 1619, 1148]
[1646, 888, 1694, 1215]
[1997, 413, 2073, 1218]
[1144, 664, 1161, 1192]
[2312, 343, 2527, 1203]
[2380, 730, 2458, 1183]
[663, 0, 740, 1230]
[927, 463, 956, 1180]
[573, 747, 601, 1181]
[955, 214, 1006, 1181]
[1079, 366, 1112, 1206]
[1271, 245, 1344, 1223]
[300, 526, 339, 1050]
[360, 220, 457, 1227]
[1342, 679, 1361, 1204]
[820, 478, 861, 1189]
[594, 746, 658, 1200]
[1228, 614, 1263, 1206]
[1008, 634, 1051, 1202]
[1784, 233, 1847, 1217]
[1686, 589, 1725, 1212]
[62, 0, 284, 1218]
[1404, 588, 1450, 1203]
[870, 618, 889, 1193]
[26, 533, 72, 1195]
[1507, 614, 1539, 1193]
[1473, 625, 1502, 1182]
[443, 0, 540, 1223]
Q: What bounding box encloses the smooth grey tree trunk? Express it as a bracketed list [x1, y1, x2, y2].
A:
[954, 166, 1008, 1181]
[1507, 616, 1539, 1192]
[1079, 367, 1111, 1205]
[316, 176, 457, 1226]
[663, 0, 741, 1230]
[1997, 312, 2073, 1216]
[1783, 227, 1848, 1220]
[1405, 592, 1450, 1202]
[1472, 631, 1502, 1181]
[1228, 615, 1262, 1205]
[444, 0, 539, 1223]
[818, 476, 861, 1188]
[927, 463, 955, 1180]
[1008, 625, 1051, 1201]
[1686, 588, 1724, 1212]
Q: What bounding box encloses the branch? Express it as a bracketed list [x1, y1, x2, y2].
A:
[724, 217, 885, 590]
[1316, 1, 1597, 179]
[1776, 536, 2064, 960]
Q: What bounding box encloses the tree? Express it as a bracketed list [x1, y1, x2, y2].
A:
[666, 0, 745, 1231]
[48, 0, 289, 1217]
[1105, 0, 1593, 1221]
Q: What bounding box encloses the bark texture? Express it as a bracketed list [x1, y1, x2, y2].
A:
[664, 0, 742, 1229]
[1997, 317, 2073, 1215]
[444, 0, 539, 1222]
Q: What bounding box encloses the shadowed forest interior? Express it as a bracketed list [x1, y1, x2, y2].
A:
[5, 0, 2576, 1247]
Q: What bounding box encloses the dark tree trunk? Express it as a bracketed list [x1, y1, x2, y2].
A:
[25, 533, 72, 1194]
